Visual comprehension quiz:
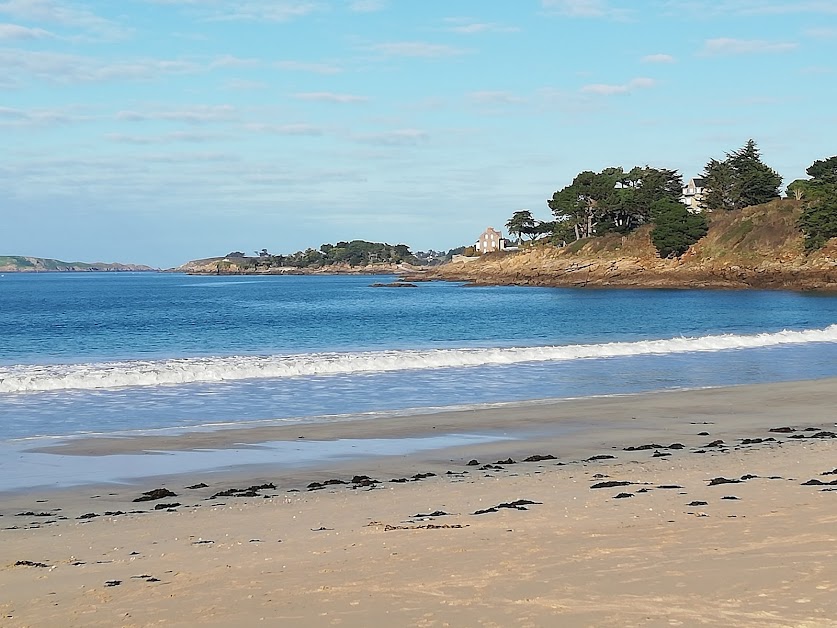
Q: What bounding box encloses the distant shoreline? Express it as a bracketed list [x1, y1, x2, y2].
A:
[0, 255, 156, 273]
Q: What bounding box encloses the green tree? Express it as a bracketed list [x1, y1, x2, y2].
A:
[505, 210, 538, 242]
[548, 169, 621, 240]
[650, 198, 708, 258]
[805, 156, 837, 185]
[798, 155, 837, 251]
[549, 166, 683, 239]
[729, 139, 782, 208]
[701, 140, 781, 211]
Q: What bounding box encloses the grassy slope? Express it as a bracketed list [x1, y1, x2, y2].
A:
[433, 199, 837, 289]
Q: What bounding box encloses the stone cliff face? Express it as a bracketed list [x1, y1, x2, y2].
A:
[426, 200, 837, 292]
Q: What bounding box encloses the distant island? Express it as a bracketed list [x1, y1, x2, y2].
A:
[173, 240, 457, 275]
[0, 256, 157, 273]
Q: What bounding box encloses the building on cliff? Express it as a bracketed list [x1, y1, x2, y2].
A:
[476, 226, 517, 254]
[681, 177, 705, 213]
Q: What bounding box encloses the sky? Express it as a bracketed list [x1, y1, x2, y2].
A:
[3, 0, 837, 268]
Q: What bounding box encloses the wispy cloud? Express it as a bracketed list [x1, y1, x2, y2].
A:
[352, 128, 428, 145]
[541, 0, 630, 19]
[443, 18, 520, 34]
[367, 41, 468, 58]
[0, 105, 74, 126]
[468, 91, 526, 105]
[244, 122, 325, 136]
[0, 0, 130, 40]
[209, 55, 260, 69]
[293, 91, 368, 103]
[0, 49, 241, 86]
[348, 0, 387, 12]
[145, 0, 322, 23]
[223, 79, 268, 90]
[276, 60, 342, 74]
[116, 106, 237, 124]
[664, 1, 837, 16]
[581, 77, 656, 95]
[106, 131, 223, 144]
[804, 26, 837, 39]
[700, 37, 798, 55]
[642, 53, 675, 63]
[0, 23, 53, 39]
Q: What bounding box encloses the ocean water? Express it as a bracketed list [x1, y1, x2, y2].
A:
[2, 272, 837, 443]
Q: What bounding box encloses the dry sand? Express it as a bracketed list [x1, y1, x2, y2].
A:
[2, 379, 837, 627]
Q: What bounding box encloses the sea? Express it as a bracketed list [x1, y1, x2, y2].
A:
[1, 272, 837, 489]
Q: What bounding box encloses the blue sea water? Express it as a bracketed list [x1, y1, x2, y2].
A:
[1, 272, 837, 442]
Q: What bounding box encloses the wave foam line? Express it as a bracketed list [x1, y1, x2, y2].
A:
[2, 325, 836, 394]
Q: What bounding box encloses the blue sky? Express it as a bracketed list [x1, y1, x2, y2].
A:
[3, 0, 836, 267]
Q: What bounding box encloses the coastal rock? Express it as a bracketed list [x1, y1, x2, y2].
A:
[590, 480, 633, 489]
[523, 454, 557, 462]
[134, 488, 177, 502]
[370, 282, 418, 288]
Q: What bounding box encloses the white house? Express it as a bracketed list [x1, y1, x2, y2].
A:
[476, 226, 507, 254]
[681, 177, 706, 213]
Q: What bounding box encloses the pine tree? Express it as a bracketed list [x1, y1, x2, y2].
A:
[701, 140, 782, 211]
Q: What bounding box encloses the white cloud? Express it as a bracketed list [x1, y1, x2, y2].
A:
[642, 53, 675, 63]
[209, 55, 260, 68]
[245, 123, 325, 136]
[541, 0, 629, 19]
[348, 0, 387, 12]
[145, 0, 322, 22]
[468, 91, 526, 105]
[0, 23, 53, 39]
[443, 19, 520, 34]
[106, 131, 223, 144]
[352, 128, 428, 145]
[700, 38, 798, 55]
[805, 27, 837, 39]
[664, 1, 837, 16]
[116, 106, 237, 124]
[0, 105, 74, 126]
[581, 77, 656, 95]
[367, 41, 468, 58]
[223, 79, 268, 90]
[0, 49, 245, 86]
[276, 60, 342, 74]
[293, 92, 368, 103]
[0, 0, 129, 40]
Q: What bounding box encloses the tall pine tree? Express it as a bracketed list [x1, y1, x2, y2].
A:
[701, 140, 782, 211]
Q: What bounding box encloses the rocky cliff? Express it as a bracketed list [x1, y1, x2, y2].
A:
[0, 256, 157, 272]
[423, 200, 837, 291]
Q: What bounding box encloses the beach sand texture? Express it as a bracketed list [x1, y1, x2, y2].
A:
[2, 379, 837, 627]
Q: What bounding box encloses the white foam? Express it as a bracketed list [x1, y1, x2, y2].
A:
[2, 325, 836, 394]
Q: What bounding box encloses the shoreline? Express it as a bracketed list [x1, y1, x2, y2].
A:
[3, 377, 837, 626]
[3, 378, 837, 625]
[1, 378, 834, 495]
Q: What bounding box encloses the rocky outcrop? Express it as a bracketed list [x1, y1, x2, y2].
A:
[425, 200, 837, 292]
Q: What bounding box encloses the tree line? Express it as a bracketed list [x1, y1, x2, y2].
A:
[226, 240, 417, 269]
[505, 140, 837, 257]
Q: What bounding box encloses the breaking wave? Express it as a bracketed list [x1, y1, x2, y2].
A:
[2, 325, 836, 394]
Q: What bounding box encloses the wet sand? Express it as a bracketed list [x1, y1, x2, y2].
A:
[2, 379, 837, 626]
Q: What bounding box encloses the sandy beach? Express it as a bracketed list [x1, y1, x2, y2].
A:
[2, 379, 837, 627]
